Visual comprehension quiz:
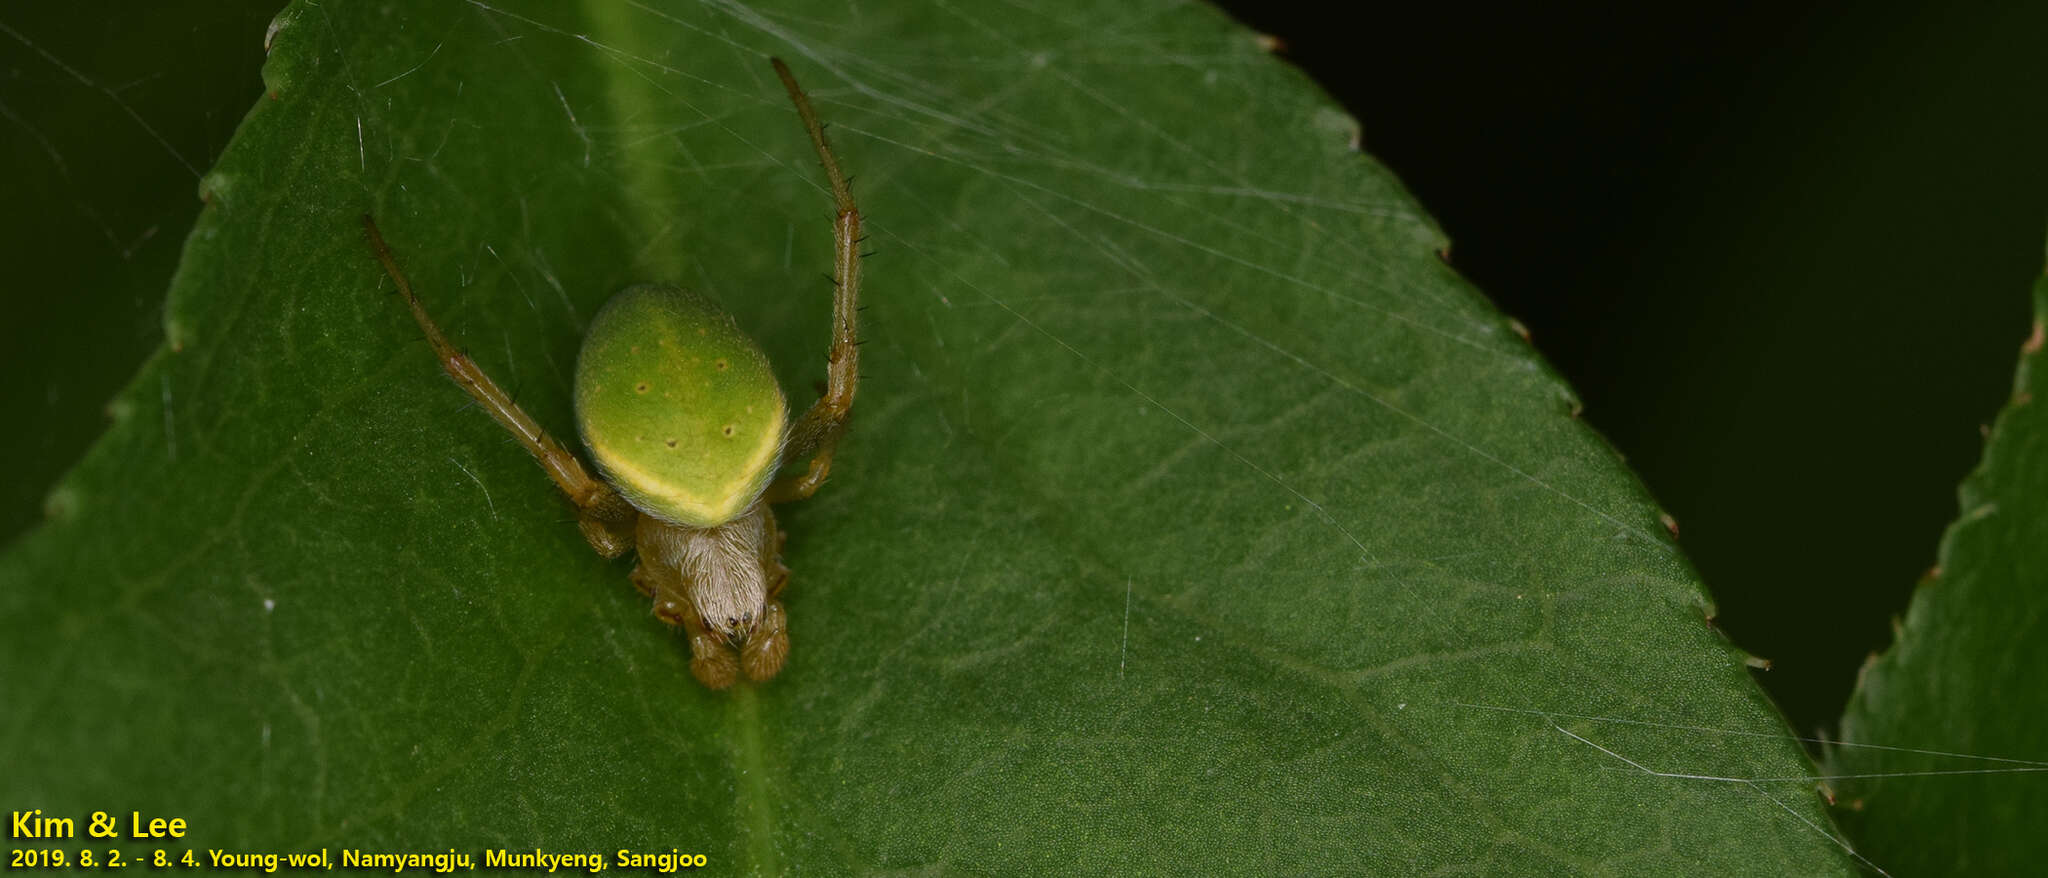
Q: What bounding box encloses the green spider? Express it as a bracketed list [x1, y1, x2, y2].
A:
[363, 59, 861, 690]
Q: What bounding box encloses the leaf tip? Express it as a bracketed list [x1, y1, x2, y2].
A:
[1307, 106, 1362, 153]
[1854, 649, 1883, 688]
[264, 7, 295, 56]
[197, 171, 234, 208]
[42, 482, 81, 524]
[165, 318, 191, 354]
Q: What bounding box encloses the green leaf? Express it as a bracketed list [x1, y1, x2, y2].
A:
[2, 0, 1858, 872]
[1830, 265, 2048, 874]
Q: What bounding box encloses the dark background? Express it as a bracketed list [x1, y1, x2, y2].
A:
[1208, 1, 2048, 737]
[5, 1, 2044, 738]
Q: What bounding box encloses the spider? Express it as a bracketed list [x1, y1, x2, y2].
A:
[362, 58, 861, 689]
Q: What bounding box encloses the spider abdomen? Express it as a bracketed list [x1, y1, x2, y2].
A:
[574, 284, 787, 528]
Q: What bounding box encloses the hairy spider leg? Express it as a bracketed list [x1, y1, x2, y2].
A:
[363, 214, 639, 556]
[766, 57, 863, 504]
[633, 551, 740, 689]
[739, 507, 791, 680]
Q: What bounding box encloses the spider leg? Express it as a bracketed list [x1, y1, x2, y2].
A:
[636, 555, 740, 690]
[740, 600, 789, 682]
[363, 215, 637, 556]
[761, 507, 790, 599]
[741, 506, 790, 680]
[766, 58, 861, 504]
